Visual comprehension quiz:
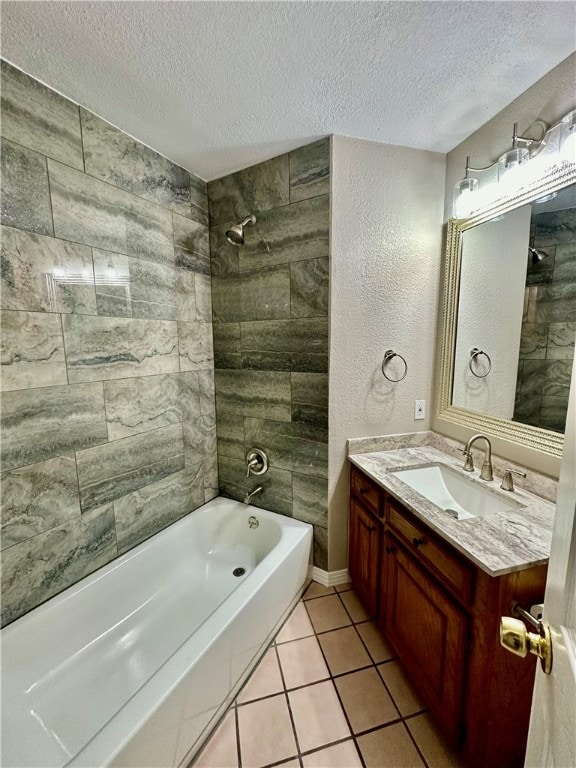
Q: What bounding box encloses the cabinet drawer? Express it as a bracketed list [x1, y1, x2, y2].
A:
[386, 498, 474, 605]
[351, 466, 383, 517]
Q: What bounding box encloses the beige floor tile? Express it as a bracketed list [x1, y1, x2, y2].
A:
[302, 739, 363, 767]
[237, 649, 284, 704]
[277, 635, 330, 689]
[304, 581, 336, 600]
[334, 582, 353, 593]
[356, 621, 395, 663]
[194, 710, 238, 768]
[238, 694, 298, 767]
[275, 761, 301, 768]
[318, 626, 371, 676]
[335, 667, 399, 734]
[277, 602, 315, 643]
[305, 595, 352, 634]
[407, 713, 466, 768]
[339, 590, 370, 623]
[357, 722, 426, 768]
[378, 661, 426, 717]
[289, 681, 350, 753]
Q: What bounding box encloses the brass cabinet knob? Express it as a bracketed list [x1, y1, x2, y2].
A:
[500, 616, 552, 674]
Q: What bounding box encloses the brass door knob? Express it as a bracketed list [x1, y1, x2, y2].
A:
[500, 616, 552, 674]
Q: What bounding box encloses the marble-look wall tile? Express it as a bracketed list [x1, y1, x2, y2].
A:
[1, 226, 96, 314]
[195, 274, 213, 322]
[215, 370, 291, 421]
[1, 310, 67, 391]
[176, 269, 197, 321]
[218, 455, 293, 517]
[533, 210, 576, 247]
[244, 418, 328, 477]
[76, 423, 184, 512]
[62, 315, 179, 382]
[216, 411, 245, 460]
[203, 454, 219, 502]
[237, 195, 330, 272]
[1, 138, 53, 236]
[293, 473, 328, 527]
[532, 283, 576, 323]
[540, 395, 569, 432]
[183, 414, 216, 465]
[1, 505, 116, 626]
[313, 525, 328, 570]
[520, 359, 573, 399]
[1, 61, 83, 170]
[209, 226, 240, 275]
[241, 317, 329, 372]
[81, 109, 192, 216]
[289, 138, 330, 203]
[115, 465, 204, 554]
[93, 249, 178, 320]
[213, 323, 242, 369]
[1, 455, 80, 550]
[174, 213, 210, 274]
[190, 175, 209, 221]
[290, 257, 329, 317]
[48, 159, 174, 265]
[519, 323, 548, 360]
[178, 321, 214, 371]
[199, 369, 216, 414]
[1, 382, 107, 471]
[291, 372, 329, 429]
[554, 242, 576, 283]
[547, 322, 576, 360]
[212, 266, 291, 323]
[103, 372, 200, 441]
[208, 154, 290, 225]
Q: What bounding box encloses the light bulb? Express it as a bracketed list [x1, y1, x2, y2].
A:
[453, 177, 478, 218]
[560, 110, 576, 165]
[53, 265, 65, 278]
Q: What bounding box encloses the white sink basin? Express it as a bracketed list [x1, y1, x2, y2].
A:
[391, 464, 524, 520]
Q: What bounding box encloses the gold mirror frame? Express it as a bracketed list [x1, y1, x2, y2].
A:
[437, 161, 576, 458]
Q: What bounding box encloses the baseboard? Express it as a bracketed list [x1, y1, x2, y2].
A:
[311, 567, 350, 587]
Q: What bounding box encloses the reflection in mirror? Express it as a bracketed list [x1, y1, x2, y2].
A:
[452, 184, 575, 434]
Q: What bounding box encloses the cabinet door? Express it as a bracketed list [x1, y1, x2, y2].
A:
[349, 498, 380, 618]
[385, 537, 469, 745]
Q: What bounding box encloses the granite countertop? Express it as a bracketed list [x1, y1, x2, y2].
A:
[349, 446, 556, 577]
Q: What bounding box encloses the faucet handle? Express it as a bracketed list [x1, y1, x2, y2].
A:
[458, 447, 475, 472]
[500, 468, 526, 491]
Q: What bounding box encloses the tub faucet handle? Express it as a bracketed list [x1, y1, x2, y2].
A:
[245, 449, 269, 477]
[246, 457, 259, 477]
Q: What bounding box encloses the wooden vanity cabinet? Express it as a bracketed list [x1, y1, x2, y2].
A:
[348, 465, 548, 768]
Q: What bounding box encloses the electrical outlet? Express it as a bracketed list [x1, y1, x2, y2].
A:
[414, 400, 425, 420]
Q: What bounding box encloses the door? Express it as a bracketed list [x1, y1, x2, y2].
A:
[524, 355, 576, 768]
[348, 498, 380, 617]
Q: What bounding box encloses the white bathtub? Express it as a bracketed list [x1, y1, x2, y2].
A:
[1, 497, 312, 768]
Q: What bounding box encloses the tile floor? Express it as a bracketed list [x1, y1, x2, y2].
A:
[192, 581, 465, 768]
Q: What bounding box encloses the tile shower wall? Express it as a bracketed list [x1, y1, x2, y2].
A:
[0, 61, 216, 625]
[208, 140, 330, 567]
[514, 205, 576, 432]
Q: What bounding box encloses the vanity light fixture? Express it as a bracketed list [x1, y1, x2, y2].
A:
[452, 111, 576, 218]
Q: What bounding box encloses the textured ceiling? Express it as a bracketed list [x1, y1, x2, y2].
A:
[2, 1, 575, 180]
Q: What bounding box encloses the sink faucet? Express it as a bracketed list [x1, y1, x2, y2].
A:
[459, 434, 494, 481]
[243, 486, 263, 504]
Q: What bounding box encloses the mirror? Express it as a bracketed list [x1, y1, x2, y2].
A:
[437, 163, 576, 458]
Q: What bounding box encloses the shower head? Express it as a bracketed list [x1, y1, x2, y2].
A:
[529, 247, 551, 265]
[226, 214, 257, 246]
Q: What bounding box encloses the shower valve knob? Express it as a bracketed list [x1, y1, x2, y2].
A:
[245, 448, 269, 477]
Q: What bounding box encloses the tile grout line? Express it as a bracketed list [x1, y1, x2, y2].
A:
[272, 643, 303, 765]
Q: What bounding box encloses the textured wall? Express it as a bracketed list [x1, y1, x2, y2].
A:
[329, 136, 445, 570]
[452, 205, 530, 418]
[514, 205, 576, 431]
[0, 61, 215, 626]
[208, 140, 330, 568]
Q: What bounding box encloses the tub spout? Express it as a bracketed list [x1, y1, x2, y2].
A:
[244, 486, 263, 504]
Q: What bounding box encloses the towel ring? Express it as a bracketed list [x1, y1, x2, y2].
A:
[469, 348, 492, 378]
[382, 350, 408, 382]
